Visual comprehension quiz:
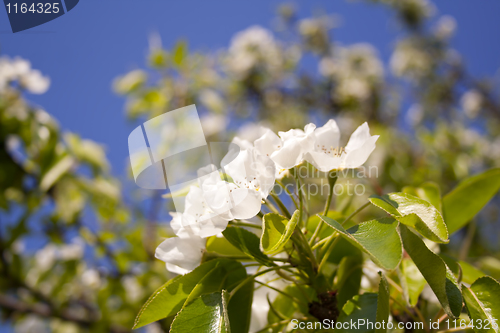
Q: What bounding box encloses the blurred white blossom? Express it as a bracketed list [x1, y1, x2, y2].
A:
[435, 15, 457, 39]
[81, 268, 102, 289]
[199, 89, 225, 114]
[461, 89, 483, 118]
[15, 315, 49, 333]
[201, 113, 228, 136]
[122, 276, 143, 302]
[320, 44, 383, 103]
[35, 238, 84, 271]
[226, 26, 284, 78]
[390, 39, 432, 80]
[0, 56, 50, 94]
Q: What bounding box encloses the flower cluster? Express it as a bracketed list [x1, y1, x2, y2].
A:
[320, 44, 384, 103]
[225, 26, 284, 78]
[0, 56, 50, 94]
[156, 120, 378, 274]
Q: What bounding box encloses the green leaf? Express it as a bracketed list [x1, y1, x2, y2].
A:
[404, 182, 442, 212]
[170, 291, 230, 333]
[133, 259, 245, 329]
[443, 168, 500, 235]
[319, 215, 402, 270]
[261, 210, 299, 255]
[463, 276, 500, 333]
[399, 225, 462, 318]
[336, 255, 363, 308]
[227, 277, 253, 333]
[206, 235, 246, 257]
[222, 227, 273, 266]
[376, 273, 390, 333]
[336, 293, 378, 333]
[268, 284, 316, 325]
[40, 154, 75, 192]
[460, 261, 486, 286]
[307, 211, 343, 236]
[400, 258, 427, 307]
[173, 40, 188, 67]
[369, 192, 448, 243]
[186, 260, 244, 304]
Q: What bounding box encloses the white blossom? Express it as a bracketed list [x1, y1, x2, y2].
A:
[390, 39, 432, 80]
[0, 56, 50, 94]
[226, 26, 283, 78]
[461, 89, 483, 118]
[271, 123, 316, 170]
[155, 235, 205, 275]
[435, 15, 456, 39]
[270, 120, 378, 172]
[81, 269, 101, 289]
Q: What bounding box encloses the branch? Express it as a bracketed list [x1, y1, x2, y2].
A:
[0, 294, 130, 333]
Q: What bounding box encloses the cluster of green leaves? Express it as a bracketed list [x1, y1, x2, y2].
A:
[134, 167, 500, 332]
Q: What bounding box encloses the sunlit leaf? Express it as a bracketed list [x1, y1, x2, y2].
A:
[369, 192, 448, 243]
[133, 259, 245, 329]
[170, 291, 230, 333]
[463, 276, 500, 333]
[319, 215, 402, 270]
[261, 210, 299, 255]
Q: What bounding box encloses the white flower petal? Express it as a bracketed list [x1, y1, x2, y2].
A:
[225, 148, 276, 199]
[343, 135, 379, 168]
[229, 185, 262, 219]
[232, 137, 253, 150]
[304, 151, 342, 172]
[254, 129, 282, 157]
[155, 236, 205, 275]
[196, 215, 230, 238]
[166, 263, 191, 275]
[344, 122, 372, 152]
[314, 119, 340, 149]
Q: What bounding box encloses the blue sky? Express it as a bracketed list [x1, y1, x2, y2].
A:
[1, 0, 499, 178]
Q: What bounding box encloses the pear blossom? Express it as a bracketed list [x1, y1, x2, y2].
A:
[270, 124, 316, 169]
[226, 26, 283, 78]
[170, 184, 231, 239]
[305, 121, 379, 171]
[155, 235, 205, 275]
[223, 146, 276, 199]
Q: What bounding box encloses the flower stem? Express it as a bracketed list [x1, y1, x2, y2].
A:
[255, 280, 306, 307]
[228, 265, 294, 300]
[228, 220, 261, 229]
[264, 200, 280, 215]
[276, 179, 299, 209]
[308, 174, 337, 246]
[270, 192, 291, 219]
[342, 201, 370, 226]
[317, 233, 340, 274]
